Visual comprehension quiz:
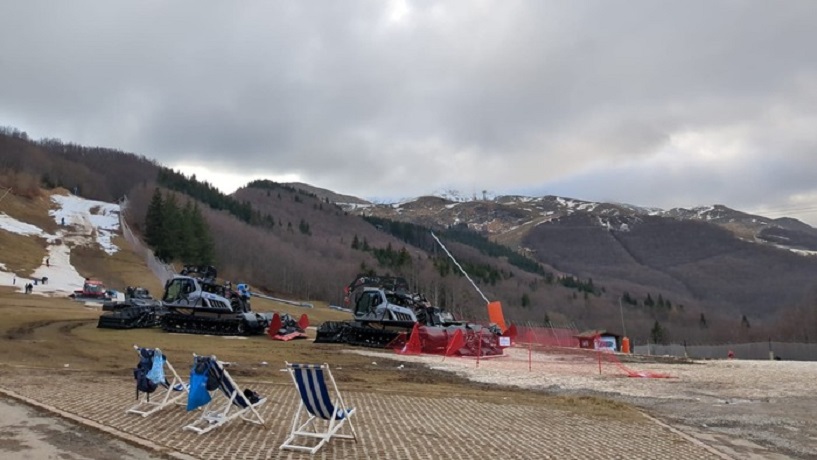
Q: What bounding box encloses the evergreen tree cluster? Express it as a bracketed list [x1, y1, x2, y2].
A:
[245, 179, 318, 199]
[650, 321, 667, 344]
[144, 188, 215, 265]
[350, 235, 411, 271]
[362, 216, 548, 277]
[558, 275, 598, 295]
[158, 168, 254, 222]
[621, 291, 673, 310]
[157, 168, 289, 232]
[433, 257, 507, 285]
[441, 223, 547, 276]
[372, 243, 411, 269]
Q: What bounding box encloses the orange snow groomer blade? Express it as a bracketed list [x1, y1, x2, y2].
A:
[487, 301, 507, 332]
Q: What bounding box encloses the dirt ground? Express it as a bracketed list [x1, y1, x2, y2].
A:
[0, 396, 164, 460]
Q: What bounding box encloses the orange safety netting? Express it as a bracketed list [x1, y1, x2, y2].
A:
[515, 325, 581, 348]
[594, 337, 673, 379]
[394, 326, 673, 379]
[392, 324, 506, 357]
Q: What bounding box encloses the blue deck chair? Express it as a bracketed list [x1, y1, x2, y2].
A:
[280, 362, 358, 454]
[183, 355, 266, 435]
[126, 345, 188, 417]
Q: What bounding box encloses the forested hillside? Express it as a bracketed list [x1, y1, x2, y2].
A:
[4, 127, 817, 345]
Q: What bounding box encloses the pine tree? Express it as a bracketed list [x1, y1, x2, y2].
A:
[651, 321, 666, 344]
[178, 200, 198, 263]
[397, 247, 411, 267]
[521, 292, 531, 307]
[159, 193, 182, 261]
[644, 293, 655, 307]
[190, 203, 214, 265]
[699, 313, 708, 329]
[145, 188, 165, 250]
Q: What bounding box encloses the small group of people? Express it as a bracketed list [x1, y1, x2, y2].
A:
[24, 283, 34, 294]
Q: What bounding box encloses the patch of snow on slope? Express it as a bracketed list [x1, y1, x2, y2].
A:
[0, 193, 122, 296]
[695, 206, 715, 220]
[29, 242, 87, 296]
[0, 213, 46, 236]
[50, 194, 120, 255]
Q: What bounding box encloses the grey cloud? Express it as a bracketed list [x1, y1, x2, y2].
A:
[2, 1, 817, 222]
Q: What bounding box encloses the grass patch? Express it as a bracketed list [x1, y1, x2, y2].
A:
[0, 232, 47, 276]
[0, 190, 58, 234]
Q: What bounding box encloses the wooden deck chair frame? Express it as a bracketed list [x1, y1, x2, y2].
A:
[183, 354, 266, 435]
[127, 345, 188, 417]
[280, 362, 358, 454]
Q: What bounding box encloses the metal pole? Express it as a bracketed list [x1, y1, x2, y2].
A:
[430, 232, 490, 304]
[619, 296, 627, 337]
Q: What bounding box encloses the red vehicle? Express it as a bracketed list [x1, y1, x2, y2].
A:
[70, 279, 109, 300]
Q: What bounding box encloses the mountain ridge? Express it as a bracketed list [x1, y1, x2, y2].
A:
[3, 129, 817, 344]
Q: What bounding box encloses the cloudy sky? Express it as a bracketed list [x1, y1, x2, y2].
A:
[2, 1, 817, 223]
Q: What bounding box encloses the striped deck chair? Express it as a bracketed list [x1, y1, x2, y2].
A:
[127, 345, 188, 417]
[280, 362, 358, 454]
[183, 355, 266, 435]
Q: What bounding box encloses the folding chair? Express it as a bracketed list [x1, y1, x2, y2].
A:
[280, 362, 358, 454]
[127, 345, 188, 417]
[183, 355, 266, 435]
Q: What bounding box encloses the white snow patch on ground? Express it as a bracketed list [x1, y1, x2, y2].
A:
[50, 194, 121, 255]
[0, 213, 46, 236]
[0, 193, 122, 296]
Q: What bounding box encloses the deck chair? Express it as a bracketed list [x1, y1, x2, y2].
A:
[183, 355, 266, 435]
[127, 345, 188, 417]
[280, 362, 358, 454]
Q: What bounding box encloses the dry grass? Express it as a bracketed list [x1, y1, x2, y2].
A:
[0, 188, 58, 234]
[0, 188, 643, 421]
[69, 239, 166, 294]
[0, 286, 642, 420]
[0, 191, 56, 276]
[0, 232, 48, 276]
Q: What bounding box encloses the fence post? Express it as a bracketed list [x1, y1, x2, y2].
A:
[476, 328, 482, 369]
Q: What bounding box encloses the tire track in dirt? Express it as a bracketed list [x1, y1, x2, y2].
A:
[4, 319, 93, 341]
[3, 319, 98, 365]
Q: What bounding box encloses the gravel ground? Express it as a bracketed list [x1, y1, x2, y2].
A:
[353, 347, 817, 459]
[0, 396, 164, 460]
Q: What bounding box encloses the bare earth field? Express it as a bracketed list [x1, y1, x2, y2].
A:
[368, 347, 817, 459]
[1, 288, 816, 459]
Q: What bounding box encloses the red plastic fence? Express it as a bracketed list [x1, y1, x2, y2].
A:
[393, 325, 673, 379]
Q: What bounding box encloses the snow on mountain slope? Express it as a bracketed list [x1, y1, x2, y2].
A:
[0, 193, 121, 296]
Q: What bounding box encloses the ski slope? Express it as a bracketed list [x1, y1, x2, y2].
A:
[0, 193, 121, 297]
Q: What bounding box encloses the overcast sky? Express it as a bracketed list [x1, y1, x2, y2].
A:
[2, 1, 817, 223]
